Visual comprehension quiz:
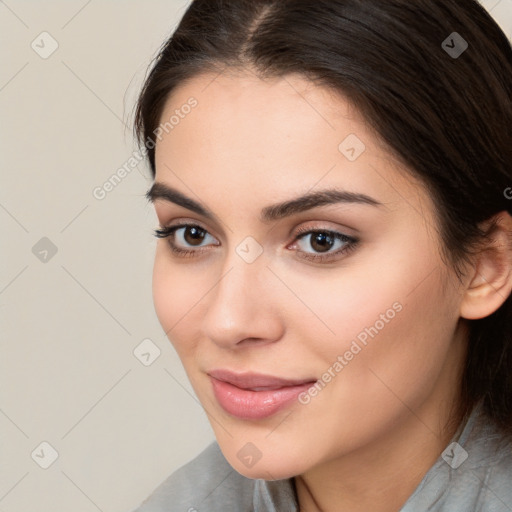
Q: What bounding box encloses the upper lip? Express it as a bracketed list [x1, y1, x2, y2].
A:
[208, 369, 316, 390]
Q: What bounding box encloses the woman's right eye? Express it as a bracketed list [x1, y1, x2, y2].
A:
[153, 223, 219, 257]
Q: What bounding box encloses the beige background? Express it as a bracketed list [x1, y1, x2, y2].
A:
[1, 1, 511, 510]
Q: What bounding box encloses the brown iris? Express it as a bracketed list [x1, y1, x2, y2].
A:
[183, 226, 207, 246]
[309, 232, 335, 253]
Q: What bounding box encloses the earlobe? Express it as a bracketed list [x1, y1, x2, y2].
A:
[460, 211, 512, 320]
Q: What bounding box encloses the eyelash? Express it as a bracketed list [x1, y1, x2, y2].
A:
[153, 223, 359, 263]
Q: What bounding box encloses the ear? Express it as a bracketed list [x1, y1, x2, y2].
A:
[460, 211, 512, 320]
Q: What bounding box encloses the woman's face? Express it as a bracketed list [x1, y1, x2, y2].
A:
[150, 71, 468, 479]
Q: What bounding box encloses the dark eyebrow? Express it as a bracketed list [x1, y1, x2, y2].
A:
[146, 182, 383, 223]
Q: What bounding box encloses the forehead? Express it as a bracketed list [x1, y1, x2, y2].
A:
[153, 71, 428, 214]
[156, 70, 369, 157]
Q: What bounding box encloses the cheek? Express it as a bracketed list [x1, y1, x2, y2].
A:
[281, 271, 458, 457]
[326, 276, 456, 416]
[276, 257, 409, 362]
[151, 247, 201, 353]
[289, 235, 457, 399]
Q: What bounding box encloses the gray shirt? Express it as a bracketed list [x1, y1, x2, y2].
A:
[132, 404, 512, 511]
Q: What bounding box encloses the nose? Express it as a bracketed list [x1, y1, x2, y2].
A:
[200, 256, 284, 350]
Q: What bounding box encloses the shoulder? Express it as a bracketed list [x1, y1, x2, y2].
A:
[403, 409, 512, 512]
[466, 419, 512, 509]
[131, 442, 256, 512]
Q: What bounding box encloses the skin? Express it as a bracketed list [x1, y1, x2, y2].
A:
[148, 70, 512, 512]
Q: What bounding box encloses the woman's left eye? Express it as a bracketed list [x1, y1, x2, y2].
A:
[292, 228, 358, 262]
[153, 223, 358, 262]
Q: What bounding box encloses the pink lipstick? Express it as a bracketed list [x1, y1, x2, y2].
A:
[209, 369, 316, 420]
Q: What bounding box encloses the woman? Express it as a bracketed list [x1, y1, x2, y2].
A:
[131, 0, 512, 510]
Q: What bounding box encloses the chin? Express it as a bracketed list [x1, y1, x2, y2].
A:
[218, 442, 311, 481]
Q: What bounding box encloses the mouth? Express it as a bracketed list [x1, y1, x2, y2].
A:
[208, 369, 317, 420]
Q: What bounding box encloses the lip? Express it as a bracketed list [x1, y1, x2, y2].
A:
[208, 369, 317, 420]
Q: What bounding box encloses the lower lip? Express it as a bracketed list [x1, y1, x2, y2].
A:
[210, 377, 315, 420]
